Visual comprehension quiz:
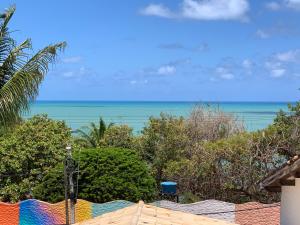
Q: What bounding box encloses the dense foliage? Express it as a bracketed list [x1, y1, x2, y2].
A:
[33, 147, 156, 203]
[1, 103, 300, 204]
[103, 125, 134, 149]
[0, 115, 71, 202]
[0, 6, 65, 127]
[136, 105, 299, 203]
[137, 114, 187, 184]
[137, 107, 244, 185]
[160, 105, 300, 203]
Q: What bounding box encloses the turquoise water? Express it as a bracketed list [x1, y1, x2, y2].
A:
[24, 101, 291, 133]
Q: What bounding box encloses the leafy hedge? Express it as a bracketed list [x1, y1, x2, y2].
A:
[33, 147, 156, 203]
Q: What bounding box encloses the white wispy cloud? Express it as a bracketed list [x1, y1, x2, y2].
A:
[265, 0, 300, 11]
[265, 1, 281, 10]
[140, 4, 175, 18]
[256, 29, 270, 39]
[271, 68, 286, 77]
[242, 59, 253, 69]
[130, 79, 148, 85]
[286, 0, 300, 10]
[62, 71, 75, 78]
[158, 42, 209, 52]
[216, 67, 234, 80]
[220, 73, 235, 79]
[275, 49, 300, 62]
[62, 56, 82, 63]
[265, 61, 286, 77]
[61, 66, 93, 79]
[140, 0, 249, 21]
[157, 65, 176, 75]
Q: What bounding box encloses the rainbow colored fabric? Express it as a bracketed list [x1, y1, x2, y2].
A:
[0, 199, 133, 225]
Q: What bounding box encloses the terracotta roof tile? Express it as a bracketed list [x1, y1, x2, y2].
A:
[235, 202, 280, 225]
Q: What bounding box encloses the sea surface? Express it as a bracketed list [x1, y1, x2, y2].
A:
[24, 101, 291, 133]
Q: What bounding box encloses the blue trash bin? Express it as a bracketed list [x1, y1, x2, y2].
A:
[160, 181, 177, 195]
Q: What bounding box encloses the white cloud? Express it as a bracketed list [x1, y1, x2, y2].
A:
[61, 66, 92, 79]
[130, 79, 148, 85]
[271, 68, 286, 77]
[265, 1, 281, 10]
[256, 29, 270, 39]
[265, 0, 300, 11]
[220, 73, 234, 79]
[62, 56, 82, 63]
[140, 0, 249, 21]
[242, 59, 253, 69]
[140, 4, 174, 18]
[216, 67, 227, 74]
[275, 49, 300, 62]
[158, 42, 209, 52]
[216, 67, 234, 80]
[182, 0, 249, 20]
[62, 71, 75, 78]
[265, 61, 286, 77]
[286, 0, 300, 10]
[157, 65, 176, 75]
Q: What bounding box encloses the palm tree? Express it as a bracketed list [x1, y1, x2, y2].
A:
[76, 117, 114, 147]
[0, 6, 66, 126]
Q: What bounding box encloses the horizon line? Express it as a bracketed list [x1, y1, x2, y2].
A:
[34, 100, 296, 103]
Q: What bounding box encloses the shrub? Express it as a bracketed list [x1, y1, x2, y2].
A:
[164, 132, 281, 203]
[104, 125, 134, 148]
[138, 113, 187, 183]
[0, 115, 71, 202]
[33, 147, 156, 203]
[184, 105, 244, 157]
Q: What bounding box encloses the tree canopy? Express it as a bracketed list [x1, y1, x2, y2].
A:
[33, 147, 156, 203]
[0, 115, 71, 202]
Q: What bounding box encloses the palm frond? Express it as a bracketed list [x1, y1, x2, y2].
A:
[0, 42, 66, 125]
[0, 6, 15, 65]
[99, 117, 106, 138]
[0, 39, 31, 87]
[107, 122, 114, 129]
[0, 6, 15, 35]
[75, 128, 97, 147]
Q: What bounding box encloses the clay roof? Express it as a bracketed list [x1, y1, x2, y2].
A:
[74, 201, 237, 225]
[261, 155, 300, 192]
[235, 202, 280, 225]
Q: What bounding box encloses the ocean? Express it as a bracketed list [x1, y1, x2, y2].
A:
[24, 101, 291, 133]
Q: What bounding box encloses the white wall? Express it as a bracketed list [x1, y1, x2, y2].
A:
[281, 178, 300, 225]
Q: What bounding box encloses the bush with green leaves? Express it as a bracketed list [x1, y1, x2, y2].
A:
[33, 147, 156, 203]
[103, 125, 134, 149]
[0, 115, 71, 202]
[137, 113, 187, 184]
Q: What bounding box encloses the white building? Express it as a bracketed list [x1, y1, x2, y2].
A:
[261, 155, 300, 225]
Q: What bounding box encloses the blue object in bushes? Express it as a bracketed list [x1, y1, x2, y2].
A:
[160, 181, 177, 195]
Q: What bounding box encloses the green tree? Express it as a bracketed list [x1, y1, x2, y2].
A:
[138, 113, 187, 184]
[0, 6, 66, 127]
[0, 115, 71, 202]
[76, 117, 113, 147]
[103, 125, 134, 148]
[271, 102, 300, 157]
[33, 147, 156, 203]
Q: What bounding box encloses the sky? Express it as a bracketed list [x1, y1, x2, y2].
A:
[0, 0, 300, 101]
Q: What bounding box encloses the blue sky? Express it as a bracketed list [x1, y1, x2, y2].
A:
[1, 0, 300, 101]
